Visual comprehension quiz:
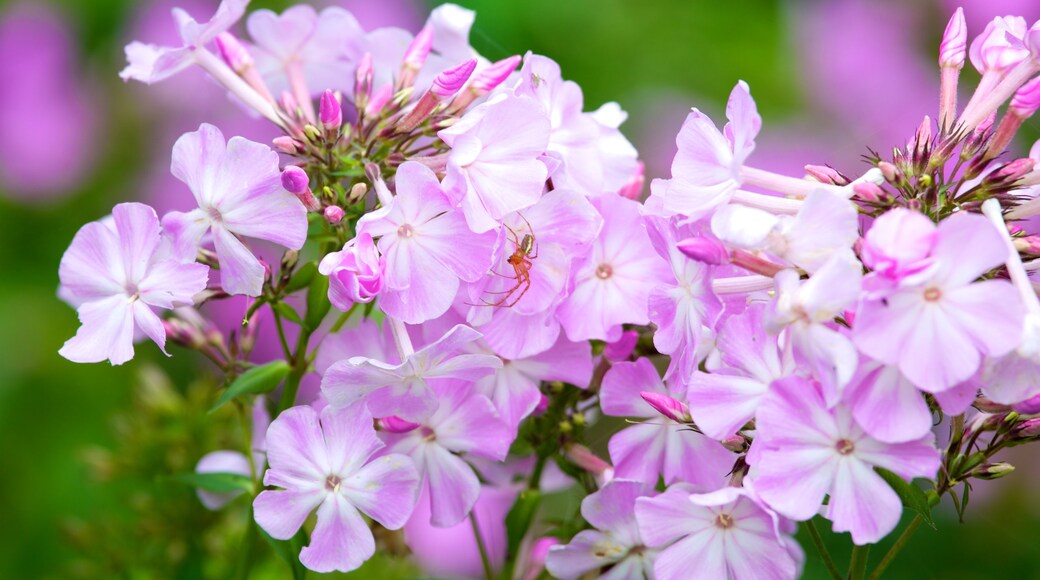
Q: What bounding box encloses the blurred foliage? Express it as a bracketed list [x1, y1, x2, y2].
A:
[1, 0, 1040, 578]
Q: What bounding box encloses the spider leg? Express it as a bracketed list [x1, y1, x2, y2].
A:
[504, 271, 534, 307]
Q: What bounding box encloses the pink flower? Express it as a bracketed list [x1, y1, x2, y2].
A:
[558, 195, 671, 342]
[860, 208, 938, 295]
[321, 324, 501, 422]
[853, 212, 1024, 393]
[635, 484, 801, 580]
[253, 404, 420, 573]
[842, 360, 933, 444]
[162, 124, 307, 296]
[439, 94, 551, 232]
[646, 81, 761, 218]
[59, 203, 209, 365]
[319, 233, 385, 310]
[357, 161, 496, 324]
[546, 479, 656, 580]
[385, 381, 512, 527]
[969, 16, 1031, 75]
[600, 358, 734, 488]
[751, 376, 940, 545]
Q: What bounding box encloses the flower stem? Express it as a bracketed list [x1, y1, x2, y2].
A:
[470, 512, 495, 580]
[848, 544, 870, 580]
[234, 507, 261, 580]
[805, 519, 842, 580]
[867, 515, 922, 580]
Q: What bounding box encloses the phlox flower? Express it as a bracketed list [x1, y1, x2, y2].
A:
[59, 202, 209, 365]
[635, 484, 801, 580]
[439, 94, 551, 233]
[751, 376, 940, 545]
[545, 479, 657, 580]
[321, 323, 501, 422]
[384, 381, 512, 527]
[646, 81, 760, 219]
[853, 211, 1023, 393]
[162, 123, 308, 296]
[842, 360, 934, 444]
[600, 358, 734, 488]
[558, 195, 672, 342]
[253, 403, 420, 573]
[969, 16, 1031, 76]
[357, 161, 496, 324]
[318, 232, 385, 310]
[859, 207, 938, 297]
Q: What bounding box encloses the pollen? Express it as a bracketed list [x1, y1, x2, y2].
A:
[835, 438, 855, 455]
[714, 513, 735, 529]
[596, 263, 613, 279]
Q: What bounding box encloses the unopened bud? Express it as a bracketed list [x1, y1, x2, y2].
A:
[319, 90, 342, 135]
[281, 166, 309, 194]
[640, 391, 691, 423]
[676, 236, 730, 265]
[852, 181, 887, 203]
[432, 59, 478, 99]
[303, 124, 322, 142]
[215, 32, 253, 73]
[324, 205, 344, 224]
[721, 434, 748, 453]
[603, 330, 639, 362]
[280, 91, 301, 119]
[473, 54, 522, 93]
[915, 116, 933, 148]
[975, 396, 1012, 414]
[804, 164, 848, 186]
[564, 443, 613, 482]
[939, 7, 967, 68]
[985, 158, 1036, 185]
[377, 416, 421, 434]
[971, 462, 1015, 480]
[1010, 417, 1040, 441]
[272, 136, 301, 155]
[1010, 76, 1040, 118]
[1013, 393, 1040, 415]
[365, 83, 392, 117]
[616, 161, 645, 200]
[878, 161, 900, 183]
[280, 249, 299, 273]
[403, 25, 434, 70]
[1013, 235, 1040, 255]
[349, 182, 368, 203]
[163, 318, 206, 349]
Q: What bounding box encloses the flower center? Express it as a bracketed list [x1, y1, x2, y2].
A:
[596, 263, 613, 280]
[397, 224, 415, 238]
[835, 438, 855, 455]
[420, 426, 436, 442]
[206, 206, 223, 223]
[923, 287, 942, 302]
[714, 513, 735, 529]
[125, 282, 140, 302]
[325, 474, 342, 493]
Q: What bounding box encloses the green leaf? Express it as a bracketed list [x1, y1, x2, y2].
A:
[169, 471, 253, 494]
[505, 488, 542, 558]
[259, 526, 308, 580]
[284, 263, 317, 294]
[875, 467, 936, 529]
[210, 360, 291, 412]
[273, 302, 304, 326]
[305, 274, 331, 331]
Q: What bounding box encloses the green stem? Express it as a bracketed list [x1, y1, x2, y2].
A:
[470, 512, 495, 580]
[867, 516, 922, 580]
[848, 544, 870, 580]
[234, 507, 261, 580]
[278, 327, 313, 412]
[271, 308, 294, 362]
[805, 519, 842, 580]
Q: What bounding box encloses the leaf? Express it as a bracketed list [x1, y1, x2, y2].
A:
[284, 263, 317, 294]
[210, 360, 291, 412]
[169, 471, 253, 494]
[305, 274, 332, 331]
[504, 488, 542, 558]
[273, 302, 304, 326]
[259, 526, 308, 580]
[874, 467, 936, 529]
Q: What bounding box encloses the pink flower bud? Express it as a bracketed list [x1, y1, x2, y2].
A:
[564, 443, 613, 481]
[640, 391, 691, 423]
[977, 397, 1013, 414]
[1011, 76, 1040, 118]
[720, 434, 748, 453]
[432, 59, 477, 99]
[915, 115, 932, 146]
[280, 91, 300, 117]
[403, 25, 434, 70]
[1011, 417, 1040, 441]
[365, 83, 392, 117]
[852, 181, 886, 202]
[878, 161, 899, 183]
[532, 393, 549, 416]
[472, 55, 522, 93]
[603, 330, 639, 362]
[616, 161, 645, 200]
[377, 416, 421, 434]
[939, 7, 966, 68]
[272, 136, 300, 155]
[215, 32, 253, 73]
[804, 164, 847, 185]
[986, 157, 1036, 184]
[318, 233, 385, 310]
[969, 16, 1030, 74]
[354, 52, 373, 107]
[971, 462, 1015, 480]
[324, 205, 345, 225]
[319, 89, 342, 134]
[1013, 393, 1040, 414]
[281, 166, 309, 194]
[677, 236, 730, 265]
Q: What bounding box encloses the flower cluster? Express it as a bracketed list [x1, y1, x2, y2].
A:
[58, 2, 1040, 578]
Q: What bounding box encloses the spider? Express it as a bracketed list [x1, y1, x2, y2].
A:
[473, 216, 538, 308]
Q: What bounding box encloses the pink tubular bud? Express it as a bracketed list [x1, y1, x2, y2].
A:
[272, 136, 301, 155]
[1013, 393, 1040, 415]
[365, 83, 392, 117]
[804, 164, 847, 186]
[377, 416, 422, 434]
[319, 89, 342, 134]
[1010, 76, 1040, 118]
[720, 434, 748, 453]
[215, 32, 253, 73]
[985, 158, 1036, 185]
[532, 393, 549, 416]
[603, 330, 639, 362]
[1011, 417, 1040, 441]
[324, 205, 345, 224]
[677, 236, 730, 265]
[354, 52, 373, 109]
[564, 444, 613, 481]
[472, 55, 522, 93]
[432, 59, 478, 99]
[403, 25, 434, 70]
[939, 7, 967, 68]
[976, 396, 1013, 414]
[280, 166, 309, 194]
[616, 161, 645, 200]
[852, 181, 886, 203]
[640, 391, 691, 423]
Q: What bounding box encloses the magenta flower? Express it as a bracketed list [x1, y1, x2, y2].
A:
[162, 124, 308, 296]
[646, 81, 761, 218]
[385, 381, 512, 527]
[600, 358, 734, 488]
[357, 161, 496, 324]
[321, 324, 501, 422]
[545, 479, 657, 580]
[687, 303, 791, 440]
[59, 203, 209, 365]
[635, 484, 801, 580]
[439, 94, 551, 232]
[854, 212, 1024, 393]
[558, 195, 671, 342]
[751, 376, 940, 545]
[253, 404, 420, 573]
[318, 232, 385, 310]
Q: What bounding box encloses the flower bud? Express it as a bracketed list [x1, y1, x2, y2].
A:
[852, 181, 887, 203]
[677, 236, 730, 265]
[354, 52, 373, 110]
[377, 416, 421, 434]
[1010, 417, 1040, 441]
[280, 91, 301, 119]
[564, 443, 613, 483]
[939, 7, 967, 68]
[616, 161, 645, 200]
[215, 32, 253, 73]
[721, 434, 748, 453]
[640, 391, 691, 423]
[473, 54, 522, 93]
[319, 89, 342, 135]
[365, 83, 392, 117]
[1013, 392, 1040, 415]
[403, 25, 434, 71]
[281, 166, 321, 211]
[603, 330, 639, 362]
[432, 59, 478, 99]
[1010, 76, 1040, 118]
[971, 462, 1015, 480]
[272, 136, 301, 155]
[975, 396, 1012, 414]
[804, 164, 848, 186]
[324, 205, 344, 225]
[984, 158, 1036, 186]
[318, 233, 385, 310]
[878, 161, 900, 184]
